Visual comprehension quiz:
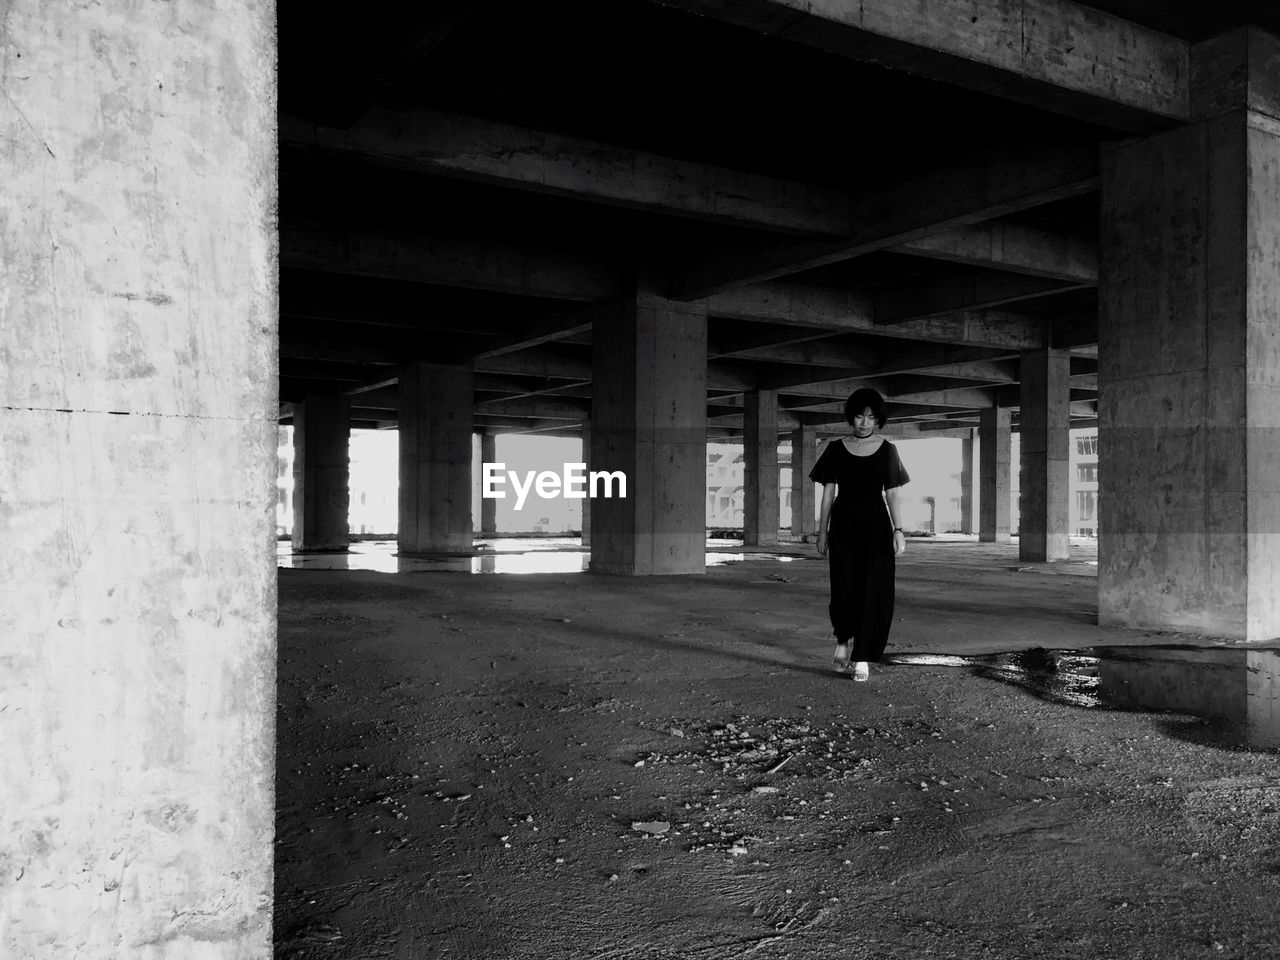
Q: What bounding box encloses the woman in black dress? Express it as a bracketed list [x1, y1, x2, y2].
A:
[809, 388, 910, 681]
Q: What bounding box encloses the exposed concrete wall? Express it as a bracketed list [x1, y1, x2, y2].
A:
[1099, 32, 1280, 639]
[1019, 348, 1071, 561]
[589, 275, 707, 574]
[0, 2, 277, 956]
[791, 425, 818, 538]
[399, 363, 474, 554]
[292, 396, 350, 551]
[979, 407, 1011, 542]
[743, 391, 779, 546]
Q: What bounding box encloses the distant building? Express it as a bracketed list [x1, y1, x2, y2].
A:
[1073, 430, 1099, 537]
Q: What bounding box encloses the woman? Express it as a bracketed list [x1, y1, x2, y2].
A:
[809, 388, 909, 682]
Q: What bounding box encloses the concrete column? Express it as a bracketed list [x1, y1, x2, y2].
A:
[743, 390, 779, 546]
[590, 271, 707, 574]
[580, 421, 592, 547]
[479, 431, 498, 535]
[979, 406, 1012, 542]
[959, 428, 976, 535]
[399, 362, 474, 554]
[1098, 28, 1280, 641]
[291, 395, 350, 551]
[1019, 349, 1072, 561]
[0, 3, 275, 955]
[790, 425, 819, 539]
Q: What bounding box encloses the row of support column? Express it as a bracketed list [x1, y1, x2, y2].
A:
[289, 370, 1049, 558]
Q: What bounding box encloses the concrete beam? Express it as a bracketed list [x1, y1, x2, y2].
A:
[892, 223, 1099, 283]
[740, 339, 1012, 382]
[674, 143, 1099, 299]
[478, 347, 594, 381]
[994, 385, 1098, 413]
[280, 286, 517, 333]
[282, 107, 851, 236]
[472, 305, 597, 359]
[801, 401, 975, 425]
[1050, 310, 1100, 348]
[474, 397, 592, 420]
[915, 359, 1019, 383]
[707, 284, 1047, 350]
[472, 415, 581, 433]
[290, 1, 478, 127]
[708, 410, 803, 430]
[882, 422, 983, 439]
[874, 272, 1089, 326]
[784, 382, 993, 410]
[338, 2, 478, 126]
[652, 0, 1188, 132]
[707, 325, 847, 358]
[281, 219, 618, 300]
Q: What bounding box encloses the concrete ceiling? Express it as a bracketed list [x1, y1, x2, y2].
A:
[274, 0, 1248, 438]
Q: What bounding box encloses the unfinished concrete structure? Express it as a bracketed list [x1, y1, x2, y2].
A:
[7, 0, 1280, 955]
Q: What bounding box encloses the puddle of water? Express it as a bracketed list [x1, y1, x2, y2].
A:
[885, 646, 1280, 752]
[278, 540, 808, 574]
[706, 553, 800, 566]
[277, 542, 589, 574]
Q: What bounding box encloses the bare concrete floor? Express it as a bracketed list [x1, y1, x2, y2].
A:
[275, 539, 1280, 959]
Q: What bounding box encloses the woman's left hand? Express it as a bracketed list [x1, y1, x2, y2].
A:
[892, 529, 906, 556]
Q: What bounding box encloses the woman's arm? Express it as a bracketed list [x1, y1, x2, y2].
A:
[886, 486, 905, 555]
[816, 483, 837, 556]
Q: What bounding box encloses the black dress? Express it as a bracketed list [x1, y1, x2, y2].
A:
[808, 438, 910, 661]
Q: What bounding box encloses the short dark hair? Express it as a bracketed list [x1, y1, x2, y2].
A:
[844, 388, 888, 428]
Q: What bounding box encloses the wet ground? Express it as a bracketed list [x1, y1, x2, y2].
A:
[276, 537, 802, 574]
[274, 537, 1280, 959]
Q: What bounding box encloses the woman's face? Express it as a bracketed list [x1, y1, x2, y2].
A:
[851, 407, 877, 437]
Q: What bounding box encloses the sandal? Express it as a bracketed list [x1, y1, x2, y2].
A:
[852, 661, 870, 682]
[833, 642, 851, 675]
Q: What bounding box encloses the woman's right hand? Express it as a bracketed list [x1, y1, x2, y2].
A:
[816, 531, 828, 556]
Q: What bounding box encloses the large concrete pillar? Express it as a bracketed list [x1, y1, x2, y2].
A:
[959, 428, 976, 535]
[1099, 28, 1280, 641]
[743, 390, 779, 546]
[979, 406, 1012, 542]
[0, 3, 276, 955]
[590, 273, 707, 574]
[479, 431, 498, 535]
[291, 395, 350, 551]
[399, 362, 474, 554]
[791, 425, 819, 539]
[1019, 349, 1072, 561]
